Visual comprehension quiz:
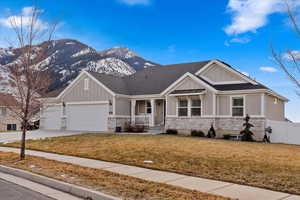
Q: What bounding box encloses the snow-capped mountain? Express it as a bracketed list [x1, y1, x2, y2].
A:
[0, 39, 159, 92]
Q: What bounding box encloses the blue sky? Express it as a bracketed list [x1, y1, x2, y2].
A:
[0, 0, 299, 121]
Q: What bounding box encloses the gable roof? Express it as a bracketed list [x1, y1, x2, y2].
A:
[197, 76, 267, 91]
[87, 60, 211, 95]
[47, 59, 287, 101]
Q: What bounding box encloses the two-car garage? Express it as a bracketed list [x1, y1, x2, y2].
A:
[41, 102, 109, 132]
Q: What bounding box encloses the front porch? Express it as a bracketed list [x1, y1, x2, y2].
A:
[131, 99, 165, 128]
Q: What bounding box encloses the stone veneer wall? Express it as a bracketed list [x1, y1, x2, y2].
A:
[107, 116, 131, 132]
[165, 117, 265, 140]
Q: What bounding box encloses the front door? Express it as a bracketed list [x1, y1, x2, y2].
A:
[155, 100, 165, 126]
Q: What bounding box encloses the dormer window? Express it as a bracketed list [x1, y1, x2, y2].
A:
[84, 78, 89, 90]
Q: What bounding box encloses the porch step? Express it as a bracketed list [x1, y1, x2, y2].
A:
[147, 126, 165, 134]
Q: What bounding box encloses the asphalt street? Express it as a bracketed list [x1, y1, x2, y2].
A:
[0, 178, 54, 200]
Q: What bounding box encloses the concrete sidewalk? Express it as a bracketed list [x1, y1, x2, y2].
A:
[0, 147, 299, 200]
[0, 172, 82, 200]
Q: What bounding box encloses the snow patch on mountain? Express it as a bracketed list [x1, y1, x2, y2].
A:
[87, 57, 136, 75]
[71, 47, 94, 58]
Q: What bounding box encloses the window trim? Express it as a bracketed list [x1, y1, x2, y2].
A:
[84, 78, 89, 90]
[1, 107, 7, 117]
[230, 95, 245, 117]
[177, 98, 188, 117]
[146, 101, 152, 114]
[190, 96, 202, 116]
[136, 100, 151, 115]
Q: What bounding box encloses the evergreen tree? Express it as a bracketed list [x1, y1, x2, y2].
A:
[240, 114, 255, 142]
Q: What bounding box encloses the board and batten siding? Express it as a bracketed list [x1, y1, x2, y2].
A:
[115, 97, 131, 116]
[217, 94, 262, 116]
[61, 74, 113, 102]
[166, 96, 177, 116]
[201, 63, 247, 83]
[175, 77, 202, 90]
[264, 94, 284, 121]
[245, 94, 261, 116]
[217, 95, 230, 116]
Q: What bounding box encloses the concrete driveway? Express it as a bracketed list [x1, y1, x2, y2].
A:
[0, 130, 84, 144]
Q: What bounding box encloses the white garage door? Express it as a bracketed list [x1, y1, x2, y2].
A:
[42, 106, 61, 130]
[66, 104, 108, 131]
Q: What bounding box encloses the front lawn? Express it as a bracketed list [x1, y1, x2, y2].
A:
[4, 134, 300, 195]
[0, 151, 230, 200]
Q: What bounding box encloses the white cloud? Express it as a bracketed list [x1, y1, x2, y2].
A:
[0, 6, 47, 30]
[259, 66, 278, 72]
[224, 0, 300, 35]
[224, 36, 250, 46]
[283, 50, 300, 60]
[230, 37, 250, 44]
[118, 0, 150, 5]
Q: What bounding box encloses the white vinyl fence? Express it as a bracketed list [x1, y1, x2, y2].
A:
[266, 120, 300, 145]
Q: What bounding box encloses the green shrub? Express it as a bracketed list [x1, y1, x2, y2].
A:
[191, 130, 205, 137]
[165, 129, 178, 135]
[223, 134, 231, 140]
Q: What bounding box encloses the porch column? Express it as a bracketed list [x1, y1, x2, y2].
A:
[187, 97, 192, 117]
[150, 99, 155, 127]
[131, 99, 136, 125]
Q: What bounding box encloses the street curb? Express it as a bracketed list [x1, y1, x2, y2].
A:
[0, 165, 120, 200]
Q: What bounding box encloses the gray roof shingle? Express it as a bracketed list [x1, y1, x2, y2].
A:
[87, 60, 270, 95]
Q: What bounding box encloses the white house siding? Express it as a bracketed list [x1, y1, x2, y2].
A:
[265, 94, 285, 121]
[203, 90, 214, 116]
[217, 95, 230, 116]
[166, 96, 177, 116]
[201, 63, 247, 83]
[115, 97, 131, 116]
[61, 74, 113, 102]
[246, 94, 261, 116]
[176, 77, 202, 90]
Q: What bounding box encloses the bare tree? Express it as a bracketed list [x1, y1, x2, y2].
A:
[272, 1, 300, 94]
[0, 6, 57, 160]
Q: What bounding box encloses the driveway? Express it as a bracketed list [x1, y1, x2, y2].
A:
[0, 130, 84, 144]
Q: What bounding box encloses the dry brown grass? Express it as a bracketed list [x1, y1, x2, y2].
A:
[4, 134, 300, 195]
[0, 151, 231, 200]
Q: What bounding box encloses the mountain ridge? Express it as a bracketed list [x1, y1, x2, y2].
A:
[0, 38, 160, 92]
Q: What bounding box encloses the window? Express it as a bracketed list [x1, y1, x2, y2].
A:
[274, 98, 278, 104]
[178, 98, 188, 116]
[191, 97, 201, 116]
[84, 78, 89, 90]
[7, 124, 16, 131]
[1, 107, 7, 117]
[146, 101, 152, 114]
[232, 97, 244, 117]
